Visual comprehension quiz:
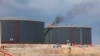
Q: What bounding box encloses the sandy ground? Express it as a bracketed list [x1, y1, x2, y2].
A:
[0, 44, 100, 56]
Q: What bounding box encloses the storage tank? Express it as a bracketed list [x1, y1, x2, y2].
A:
[0, 17, 44, 44]
[45, 26, 92, 45]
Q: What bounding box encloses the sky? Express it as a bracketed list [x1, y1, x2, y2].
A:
[0, 0, 100, 44]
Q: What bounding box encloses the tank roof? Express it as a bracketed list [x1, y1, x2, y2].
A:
[46, 25, 91, 29]
[0, 17, 43, 22]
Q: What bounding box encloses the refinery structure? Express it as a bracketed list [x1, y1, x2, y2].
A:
[0, 17, 97, 56]
[0, 17, 92, 45]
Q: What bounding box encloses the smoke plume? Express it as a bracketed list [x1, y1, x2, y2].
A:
[66, 1, 95, 19]
[53, 16, 64, 25]
[52, 0, 95, 24]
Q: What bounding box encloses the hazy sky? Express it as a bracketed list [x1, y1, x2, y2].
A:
[0, 0, 100, 44]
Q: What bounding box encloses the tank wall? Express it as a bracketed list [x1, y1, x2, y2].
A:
[56, 28, 72, 44]
[19, 21, 44, 43]
[71, 28, 80, 44]
[82, 28, 92, 44]
[1, 20, 44, 43]
[45, 27, 73, 44]
[45, 27, 92, 45]
[2, 20, 16, 42]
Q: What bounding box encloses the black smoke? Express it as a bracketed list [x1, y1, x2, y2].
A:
[66, 1, 95, 20]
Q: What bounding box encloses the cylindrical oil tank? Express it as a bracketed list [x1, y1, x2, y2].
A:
[45, 26, 92, 45]
[0, 18, 44, 44]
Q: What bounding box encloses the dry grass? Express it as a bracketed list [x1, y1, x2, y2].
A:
[0, 44, 100, 56]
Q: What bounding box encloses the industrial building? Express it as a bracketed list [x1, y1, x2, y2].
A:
[0, 18, 44, 44]
[45, 26, 92, 45]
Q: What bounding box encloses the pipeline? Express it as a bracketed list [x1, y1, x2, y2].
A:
[0, 46, 12, 56]
[0, 50, 12, 56]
